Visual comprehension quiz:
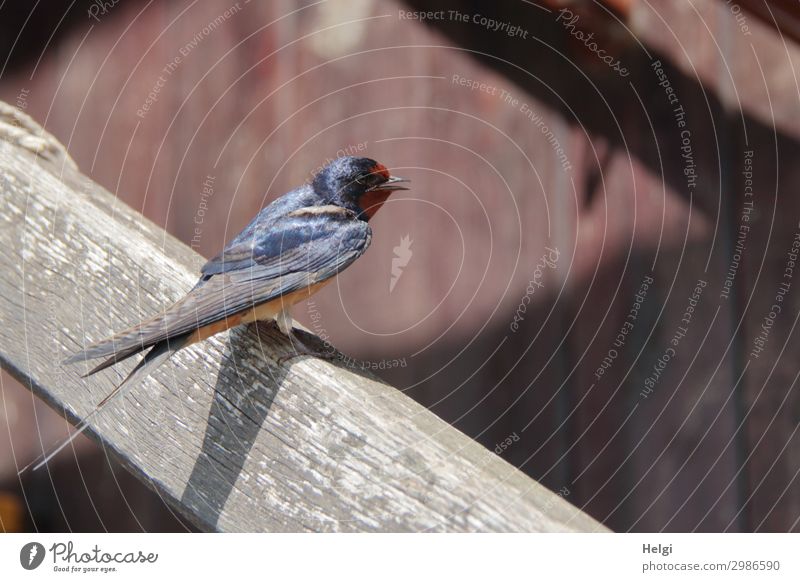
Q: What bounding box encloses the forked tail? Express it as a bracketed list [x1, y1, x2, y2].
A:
[19, 334, 190, 474]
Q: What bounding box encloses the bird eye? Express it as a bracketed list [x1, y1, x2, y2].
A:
[355, 173, 369, 185]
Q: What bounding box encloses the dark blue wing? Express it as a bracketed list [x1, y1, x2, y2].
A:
[201, 206, 368, 277]
[65, 206, 371, 364]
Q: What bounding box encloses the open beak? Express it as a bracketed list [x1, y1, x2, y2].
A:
[370, 175, 410, 191]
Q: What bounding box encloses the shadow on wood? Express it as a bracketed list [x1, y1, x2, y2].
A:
[181, 323, 284, 531]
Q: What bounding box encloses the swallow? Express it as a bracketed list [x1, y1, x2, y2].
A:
[28, 156, 409, 471]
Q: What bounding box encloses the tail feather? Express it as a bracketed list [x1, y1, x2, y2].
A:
[80, 343, 150, 378]
[62, 303, 192, 367]
[20, 334, 190, 474]
[63, 280, 208, 367]
[63, 325, 153, 367]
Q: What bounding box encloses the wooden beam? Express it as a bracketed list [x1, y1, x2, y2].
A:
[0, 101, 607, 532]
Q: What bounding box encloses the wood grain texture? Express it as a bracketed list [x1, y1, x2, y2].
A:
[0, 100, 606, 532]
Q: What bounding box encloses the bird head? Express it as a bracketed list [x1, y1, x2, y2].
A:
[313, 156, 409, 220]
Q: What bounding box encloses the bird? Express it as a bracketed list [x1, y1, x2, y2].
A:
[27, 156, 409, 471]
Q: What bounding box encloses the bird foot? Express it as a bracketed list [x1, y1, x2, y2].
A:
[266, 310, 340, 365]
[276, 329, 339, 365]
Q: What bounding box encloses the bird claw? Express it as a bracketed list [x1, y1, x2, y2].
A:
[276, 329, 338, 365]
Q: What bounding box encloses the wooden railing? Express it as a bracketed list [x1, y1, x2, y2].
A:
[0, 101, 607, 532]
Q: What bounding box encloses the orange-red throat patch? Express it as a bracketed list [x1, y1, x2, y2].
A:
[359, 189, 392, 219]
[358, 163, 393, 219]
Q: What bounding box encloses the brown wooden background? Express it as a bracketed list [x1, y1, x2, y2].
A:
[1, 0, 798, 532]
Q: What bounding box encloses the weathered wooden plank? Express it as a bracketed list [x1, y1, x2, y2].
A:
[0, 101, 606, 532]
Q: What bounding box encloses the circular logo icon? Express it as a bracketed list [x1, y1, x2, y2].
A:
[20, 542, 46, 570]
